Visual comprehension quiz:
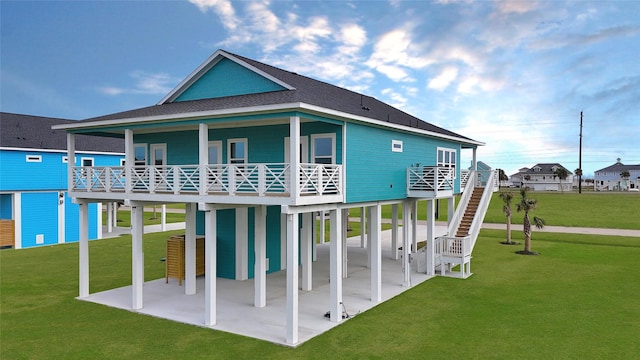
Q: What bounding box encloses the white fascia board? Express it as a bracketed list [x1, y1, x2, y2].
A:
[51, 101, 484, 147]
[0, 147, 124, 155]
[296, 103, 486, 147]
[158, 49, 295, 105]
[51, 103, 306, 131]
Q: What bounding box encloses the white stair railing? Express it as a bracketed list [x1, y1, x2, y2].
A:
[447, 170, 477, 236]
[468, 169, 498, 251]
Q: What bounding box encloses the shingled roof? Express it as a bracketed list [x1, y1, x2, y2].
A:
[596, 161, 640, 173]
[80, 50, 477, 144]
[0, 112, 124, 153]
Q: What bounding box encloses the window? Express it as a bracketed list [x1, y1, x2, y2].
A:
[81, 157, 94, 167]
[208, 141, 222, 165]
[437, 147, 456, 178]
[119, 158, 126, 166]
[311, 134, 335, 164]
[134, 144, 147, 167]
[392, 140, 403, 153]
[26, 155, 42, 162]
[228, 139, 247, 164]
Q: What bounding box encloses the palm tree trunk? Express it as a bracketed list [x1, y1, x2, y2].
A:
[523, 212, 532, 253]
[506, 214, 512, 244]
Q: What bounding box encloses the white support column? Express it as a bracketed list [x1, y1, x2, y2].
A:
[426, 200, 436, 276]
[341, 208, 348, 279]
[472, 148, 478, 171]
[402, 201, 411, 287]
[280, 213, 286, 270]
[391, 203, 399, 260]
[67, 134, 75, 192]
[58, 194, 66, 243]
[161, 204, 167, 232]
[360, 206, 366, 248]
[329, 209, 343, 323]
[412, 200, 418, 254]
[301, 212, 313, 291]
[448, 197, 455, 228]
[286, 213, 299, 345]
[204, 206, 217, 326]
[96, 202, 102, 240]
[199, 123, 209, 196]
[254, 205, 267, 308]
[370, 204, 382, 303]
[319, 211, 326, 244]
[106, 202, 113, 233]
[185, 203, 197, 295]
[235, 208, 249, 280]
[131, 203, 144, 310]
[78, 201, 89, 298]
[112, 202, 118, 228]
[366, 207, 372, 267]
[312, 213, 318, 262]
[289, 116, 301, 203]
[124, 129, 134, 194]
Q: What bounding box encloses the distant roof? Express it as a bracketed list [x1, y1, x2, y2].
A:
[0, 112, 124, 153]
[523, 163, 572, 175]
[73, 49, 480, 146]
[595, 162, 640, 172]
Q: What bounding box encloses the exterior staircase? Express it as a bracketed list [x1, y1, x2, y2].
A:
[424, 169, 498, 279]
[455, 187, 484, 237]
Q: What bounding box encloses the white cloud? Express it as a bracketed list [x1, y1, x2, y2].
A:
[428, 66, 458, 91]
[98, 71, 179, 96]
[495, 1, 539, 14]
[189, 0, 239, 30]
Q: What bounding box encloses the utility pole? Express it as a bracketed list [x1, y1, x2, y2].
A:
[578, 111, 583, 194]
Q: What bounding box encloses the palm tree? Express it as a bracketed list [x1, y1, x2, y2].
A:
[516, 188, 545, 255]
[499, 191, 517, 245]
[554, 167, 569, 193]
[620, 170, 631, 191]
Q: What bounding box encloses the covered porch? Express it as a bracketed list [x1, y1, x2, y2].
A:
[80, 223, 447, 347]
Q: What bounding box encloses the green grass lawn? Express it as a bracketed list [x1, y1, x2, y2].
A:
[102, 210, 185, 228]
[2, 228, 639, 359]
[484, 191, 640, 229]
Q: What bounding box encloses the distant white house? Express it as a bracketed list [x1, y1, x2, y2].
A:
[515, 163, 574, 191]
[508, 167, 530, 187]
[594, 159, 640, 191]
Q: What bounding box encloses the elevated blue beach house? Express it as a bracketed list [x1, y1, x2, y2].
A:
[0, 113, 124, 249]
[53, 50, 497, 345]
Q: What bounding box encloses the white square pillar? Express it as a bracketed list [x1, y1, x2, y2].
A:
[370, 204, 382, 302]
[185, 203, 197, 295]
[391, 203, 399, 260]
[426, 200, 436, 276]
[78, 201, 89, 298]
[254, 205, 267, 308]
[402, 201, 411, 287]
[235, 208, 249, 280]
[301, 212, 313, 291]
[204, 206, 217, 326]
[131, 203, 144, 310]
[330, 209, 343, 322]
[286, 213, 299, 345]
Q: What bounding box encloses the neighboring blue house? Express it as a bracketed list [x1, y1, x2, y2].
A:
[53, 50, 496, 345]
[0, 112, 124, 248]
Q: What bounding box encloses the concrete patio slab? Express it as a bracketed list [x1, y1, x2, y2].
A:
[82, 225, 447, 346]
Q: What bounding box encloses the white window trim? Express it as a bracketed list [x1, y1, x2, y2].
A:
[228, 138, 248, 164]
[150, 143, 167, 166]
[119, 158, 126, 166]
[26, 155, 42, 163]
[81, 157, 94, 167]
[134, 143, 147, 166]
[208, 140, 223, 164]
[391, 140, 403, 153]
[310, 133, 336, 164]
[437, 147, 457, 179]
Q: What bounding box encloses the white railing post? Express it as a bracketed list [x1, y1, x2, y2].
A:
[228, 165, 236, 195]
[173, 166, 180, 195]
[258, 164, 266, 196]
[67, 134, 75, 192]
[124, 129, 134, 194]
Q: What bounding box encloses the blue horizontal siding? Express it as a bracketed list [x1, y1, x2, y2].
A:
[345, 122, 462, 203]
[175, 58, 286, 102]
[0, 150, 123, 191]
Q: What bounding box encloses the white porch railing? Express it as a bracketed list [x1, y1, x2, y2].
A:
[407, 166, 454, 194]
[436, 235, 472, 258]
[460, 169, 471, 189]
[72, 163, 342, 198]
[447, 170, 477, 236]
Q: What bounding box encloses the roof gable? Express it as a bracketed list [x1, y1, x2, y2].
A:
[173, 57, 288, 102]
[162, 50, 294, 104]
[524, 163, 572, 175]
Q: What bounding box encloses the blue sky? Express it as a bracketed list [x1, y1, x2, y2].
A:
[2, 0, 638, 176]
